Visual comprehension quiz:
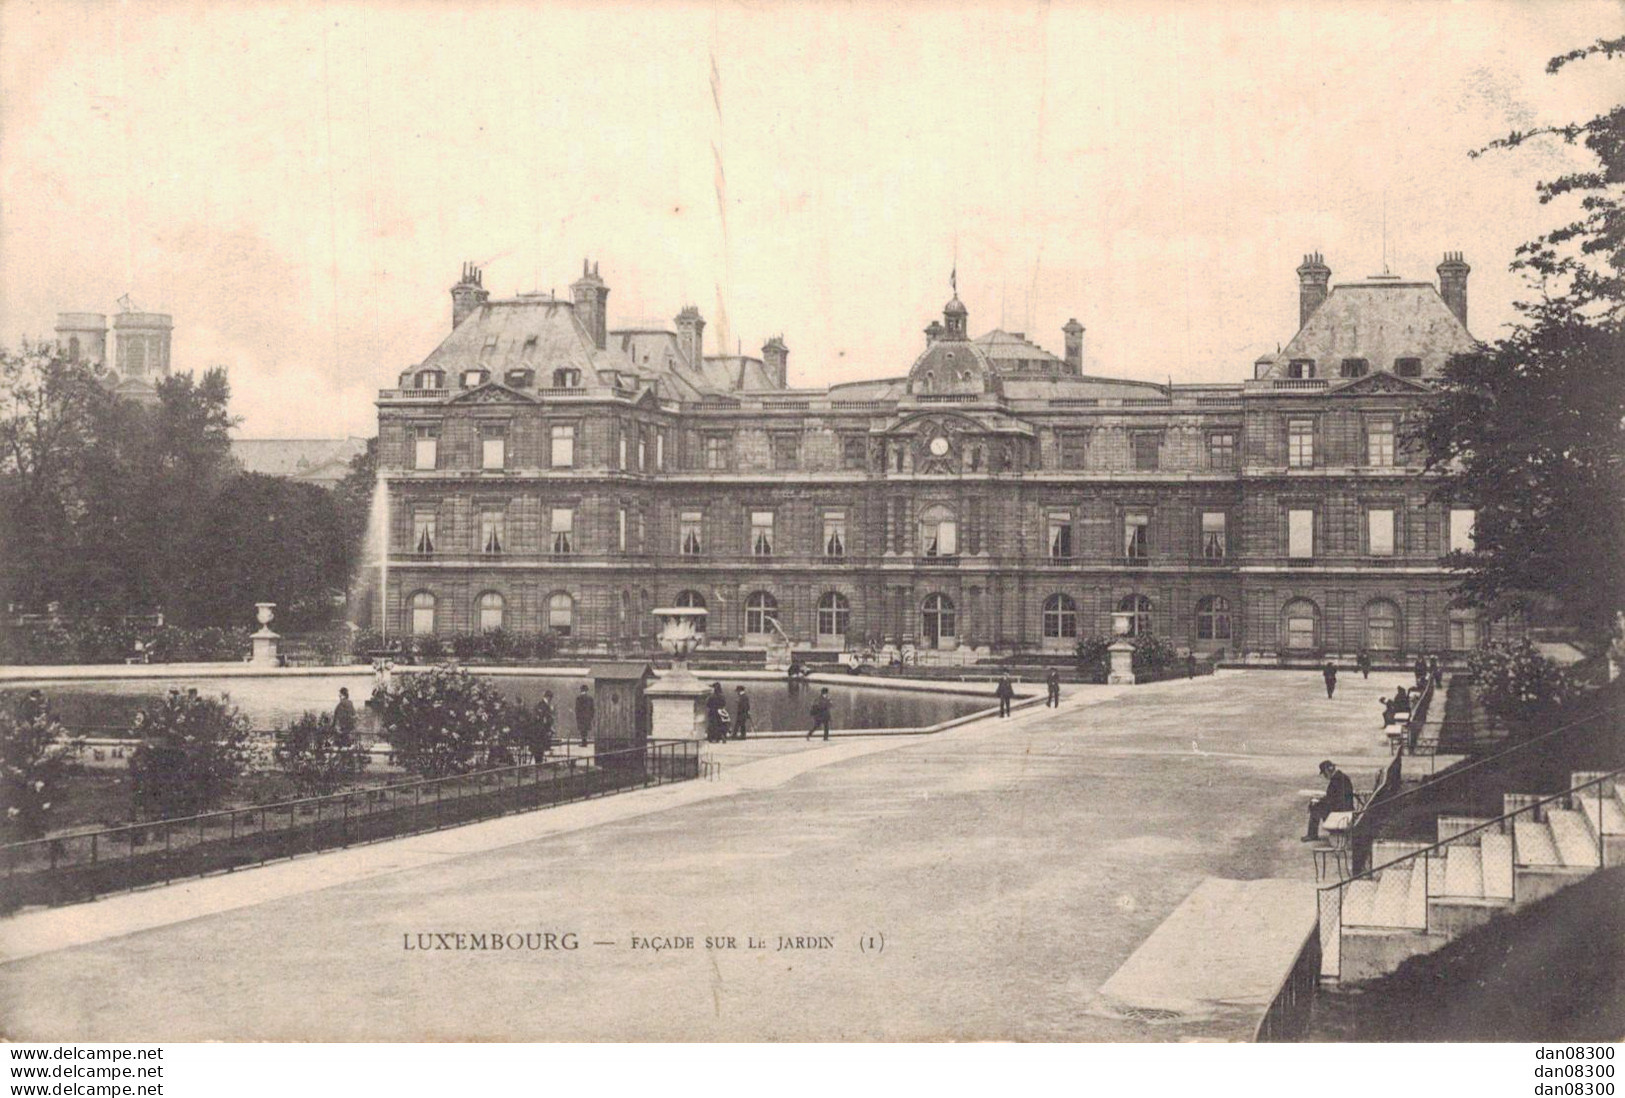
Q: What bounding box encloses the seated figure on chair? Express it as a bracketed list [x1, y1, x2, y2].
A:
[1303, 759, 1355, 842]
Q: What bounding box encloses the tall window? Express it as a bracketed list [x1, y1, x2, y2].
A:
[479, 510, 506, 555]
[1132, 433, 1160, 471]
[1208, 433, 1236, 469]
[921, 593, 956, 648]
[1048, 513, 1073, 559]
[617, 431, 628, 470]
[550, 424, 575, 468]
[1368, 509, 1395, 556]
[1196, 595, 1231, 640]
[772, 434, 799, 471]
[656, 431, 666, 470]
[481, 424, 507, 470]
[1060, 431, 1089, 469]
[1287, 359, 1314, 379]
[1201, 512, 1227, 560]
[679, 511, 703, 556]
[412, 509, 437, 554]
[617, 507, 628, 552]
[1288, 509, 1314, 558]
[1123, 512, 1149, 559]
[745, 591, 779, 636]
[1366, 420, 1395, 467]
[410, 591, 436, 636]
[750, 511, 775, 557]
[841, 436, 867, 470]
[413, 425, 439, 470]
[1449, 508, 1476, 553]
[676, 590, 707, 634]
[703, 435, 729, 470]
[550, 508, 574, 555]
[1282, 599, 1319, 651]
[817, 592, 850, 640]
[1365, 600, 1401, 651]
[637, 433, 647, 470]
[1043, 594, 1078, 640]
[547, 593, 573, 636]
[918, 505, 958, 557]
[1287, 420, 1315, 467]
[477, 592, 504, 633]
[1117, 594, 1152, 638]
[823, 512, 847, 557]
[1395, 357, 1423, 378]
[1449, 610, 1480, 651]
[1340, 358, 1369, 378]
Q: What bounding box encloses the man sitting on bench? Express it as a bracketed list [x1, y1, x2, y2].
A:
[1303, 760, 1356, 842]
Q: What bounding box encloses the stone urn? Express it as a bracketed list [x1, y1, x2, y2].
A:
[644, 607, 711, 740]
[1107, 610, 1137, 685]
[250, 602, 281, 667]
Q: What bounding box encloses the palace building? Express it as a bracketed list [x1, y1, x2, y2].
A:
[374, 253, 1511, 663]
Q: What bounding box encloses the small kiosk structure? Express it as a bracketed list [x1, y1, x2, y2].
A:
[590, 662, 656, 770]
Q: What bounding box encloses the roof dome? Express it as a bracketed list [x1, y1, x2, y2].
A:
[944, 295, 967, 316]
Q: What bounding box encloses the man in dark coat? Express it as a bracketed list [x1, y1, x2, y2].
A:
[1357, 650, 1372, 679]
[995, 674, 1015, 718]
[1045, 669, 1061, 708]
[538, 690, 556, 748]
[705, 683, 729, 743]
[1413, 656, 1429, 689]
[574, 685, 595, 748]
[1303, 760, 1356, 841]
[808, 688, 833, 741]
[1322, 661, 1338, 699]
[333, 687, 357, 737]
[1429, 655, 1444, 688]
[732, 686, 752, 740]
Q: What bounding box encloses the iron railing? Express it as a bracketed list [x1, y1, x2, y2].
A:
[1254, 921, 1323, 1042]
[1317, 765, 1622, 981]
[1, 740, 700, 912]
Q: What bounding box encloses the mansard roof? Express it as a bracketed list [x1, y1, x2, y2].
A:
[1256, 277, 1476, 380]
[420, 297, 627, 384]
[972, 328, 1067, 371]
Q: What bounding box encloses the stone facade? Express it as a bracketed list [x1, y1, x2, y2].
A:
[376, 254, 1512, 662]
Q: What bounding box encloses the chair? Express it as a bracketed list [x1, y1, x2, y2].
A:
[1314, 810, 1355, 880]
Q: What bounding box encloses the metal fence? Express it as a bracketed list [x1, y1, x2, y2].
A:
[1254, 922, 1324, 1042]
[1, 739, 700, 912]
[1317, 766, 1621, 982]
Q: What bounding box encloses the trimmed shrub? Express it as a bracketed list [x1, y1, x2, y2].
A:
[1132, 634, 1180, 675]
[1, 693, 83, 840]
[273, 711, 370, 796]
[371, 666, 516, 778]
[1074, 636, 1111, 679]
[127, 694, 260, 819]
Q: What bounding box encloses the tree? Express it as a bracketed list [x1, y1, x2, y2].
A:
[1422, 37, 1625, 642]
[0, 692, 82, 840]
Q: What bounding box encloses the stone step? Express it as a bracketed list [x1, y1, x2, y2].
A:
[1480, 832, 1515, 900]
[1441, 843, 1484, 898]
[1514, 819, 1563, 867]
[1340, 877, 1382, 928]
[1547, 808, 1601, 868]
[1403, 854, 1431, 929]
[1436, 816, 1493, 845]
[1372, 840, 1429, 868]
[1370, 862, 1415, 925]
[1571, 772, 1618, 796]
[1576, 787, 1625, 836]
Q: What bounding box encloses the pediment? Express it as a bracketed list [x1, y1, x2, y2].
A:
[1329, 371, 1433, 396]
[447, 382, 537, 405]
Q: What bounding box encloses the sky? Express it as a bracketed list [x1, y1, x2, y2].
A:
[2, 0, 1620, 438]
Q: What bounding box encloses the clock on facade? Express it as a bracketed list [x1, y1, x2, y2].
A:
[928, 436, 950, 457]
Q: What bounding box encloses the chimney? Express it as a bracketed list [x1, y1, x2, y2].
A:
[1437, 252, 1470, 327]
[674, 306, 706, 368]
[1296, 252, 1331, 330]
[761, 336, 789, 388]
[450, 262, 488, 330]
[571, 259, 610, 350]
[1062, 318, 1085, 374]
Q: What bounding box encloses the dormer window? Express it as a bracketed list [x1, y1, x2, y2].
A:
[461, 369, 488, 388]
[553, 368, 581, 388]
[1395, 357, 1422, 378]
[415, 369, 445, 390]
[1340, 358, 1368, 379]
[504, 368, 534, 388]
[1287, 359, 1315, 379]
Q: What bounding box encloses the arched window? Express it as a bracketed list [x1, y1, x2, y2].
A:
[922, 370, 934, 393]
[1196, 596, 1231, 641]
[676, 589, 707, 633]
[1281, 598, 1320, 651]
[745, 591, 779, 637]
[1117, 594, 1153, 638]
[477, 591, 504, 633]
[918, 505, 958, 557]
[921, 593, 956, 649]
[817, 592, 850, 642]
[410, 591, 436, 636]
[547, 593, 573, 637]
[1365, 599, 1402, 651]
[553, 368, 581, 388]
[1043, 594, 1078, 640]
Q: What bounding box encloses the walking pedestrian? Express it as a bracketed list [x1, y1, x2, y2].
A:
[1429, 655, 1443, 688]
[808, 687, 833, 741]
[537, 690, 557, 755]
[1185, 653, 1197, 679]
[705, 682, 729, 744]
[1045, 668, 1061, 708]
[574, 684, 595, 748]
[1357, 650, 1372, 679]
[733, 685, 752, 739]
[1322, 661, 1338, 699]
[1413, 656, 1428, 690]
[995, 673, 1015, 718]
[333, 687, 357, 737]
